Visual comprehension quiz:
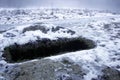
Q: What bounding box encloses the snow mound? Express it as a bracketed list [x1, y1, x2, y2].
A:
[0, 23, 77, 49]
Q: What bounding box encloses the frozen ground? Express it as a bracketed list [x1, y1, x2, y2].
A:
[0, 8, 120, 80]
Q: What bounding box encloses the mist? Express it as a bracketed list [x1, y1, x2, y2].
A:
[0, 0, 120, 11]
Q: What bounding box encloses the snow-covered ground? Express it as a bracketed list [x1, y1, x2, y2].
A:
[0, 8, 120, 80]
[0, 8, 119, 25]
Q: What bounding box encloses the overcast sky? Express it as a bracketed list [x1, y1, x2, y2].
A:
[0, 0, 120, 10]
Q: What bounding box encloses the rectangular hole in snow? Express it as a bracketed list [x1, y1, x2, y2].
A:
[2, 37, 96, 63]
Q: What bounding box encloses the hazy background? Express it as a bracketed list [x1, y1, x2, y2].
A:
[0, 0, 120, 10]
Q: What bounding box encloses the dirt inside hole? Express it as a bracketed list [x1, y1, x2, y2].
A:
[3, 37, 96, 63]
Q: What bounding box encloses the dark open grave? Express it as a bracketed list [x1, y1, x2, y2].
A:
[3, 37, 96, 63]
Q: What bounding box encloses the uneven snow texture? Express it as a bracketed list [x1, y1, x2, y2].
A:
[0, 8, 120, 80]
[0, 8, 119, 25]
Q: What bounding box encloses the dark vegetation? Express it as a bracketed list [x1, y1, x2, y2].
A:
[0, 30, 6, 33]
[3, 37, 96, 63]
[22, 23, 75, 35]
[22, 23, 49, 33]
[92, 67, 120, 80]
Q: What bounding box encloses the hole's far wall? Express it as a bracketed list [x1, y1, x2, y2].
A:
[3, 37, 96, 63]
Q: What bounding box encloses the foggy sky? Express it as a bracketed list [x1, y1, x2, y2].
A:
[0, 0, 120, 10]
